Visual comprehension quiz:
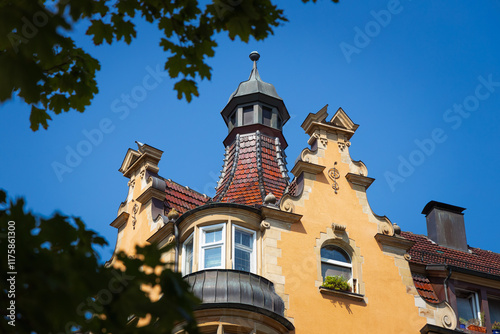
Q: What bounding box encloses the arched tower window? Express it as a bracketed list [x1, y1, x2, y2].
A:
[320, 245, 352, 283]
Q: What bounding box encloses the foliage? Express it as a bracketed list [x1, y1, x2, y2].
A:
[0, 189, 199, 334]
[0, 0, 339, 131]
[459, 317, 468, 325]
[322, 275, 351, 292]
[492, 321, 500, 330]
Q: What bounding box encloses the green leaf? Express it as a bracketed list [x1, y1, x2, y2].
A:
[174, 79, 199, 102]
[29, 106, 52, 131]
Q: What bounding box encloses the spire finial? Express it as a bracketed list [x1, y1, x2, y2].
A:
[249, 51, 260, 62]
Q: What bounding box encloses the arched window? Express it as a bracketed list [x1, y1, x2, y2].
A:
[321, 245, 352, 283]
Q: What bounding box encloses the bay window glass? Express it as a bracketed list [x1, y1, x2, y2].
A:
[200, 224, 225, 269]
[233, 226, 255, 273]
[182, 234, 193, 275]
[321, 245, 352, 282]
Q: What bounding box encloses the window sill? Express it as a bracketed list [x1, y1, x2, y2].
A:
[319, 286, 365, 301]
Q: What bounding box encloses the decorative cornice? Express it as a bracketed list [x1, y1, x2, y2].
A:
[147, 221, 174, 245]
[345, 172, 375, 189]
[136, 186, 166, 205]
[119, 144, 163, 178]
[290, 160, 325, 177]
[375, 233, 415, 251]
[110, 212, 129, 229]
[260, 206, 302, 223]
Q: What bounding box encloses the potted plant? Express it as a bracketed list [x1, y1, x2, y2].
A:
[322, 275, 351, 292]
[459, 317, 467, 329]
[467, 317, 486, 333]
[492, 321, 500, 334]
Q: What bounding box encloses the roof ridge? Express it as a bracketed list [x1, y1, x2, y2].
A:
[255, 130, 266, 202]
[216, 133, 241, 201]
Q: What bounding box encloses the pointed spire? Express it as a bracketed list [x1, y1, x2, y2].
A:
[248, 51, 262, 81]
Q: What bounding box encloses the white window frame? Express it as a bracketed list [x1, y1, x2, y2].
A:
[232, 225, 257, 273]
[182, 233, 194, 276]
[321, 246, 353, 287]
[456, 289, 481, 324]
[199, 223, 226, 270]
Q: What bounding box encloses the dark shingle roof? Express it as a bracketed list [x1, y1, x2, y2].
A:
[165, 179, 210, 214]
[402, 231, 500, 277]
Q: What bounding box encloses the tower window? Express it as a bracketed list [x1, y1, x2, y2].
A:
[243, 106, 254, 125]
[262, 106, 272, 127]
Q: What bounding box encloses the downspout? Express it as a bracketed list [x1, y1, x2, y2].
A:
[443, 266, 452, 304]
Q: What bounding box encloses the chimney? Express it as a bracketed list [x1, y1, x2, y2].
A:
[421, 201, 468, 252]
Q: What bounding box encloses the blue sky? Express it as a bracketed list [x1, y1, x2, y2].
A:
[2, 1, 500, 261]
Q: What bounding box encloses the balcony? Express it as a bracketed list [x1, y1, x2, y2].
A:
[184, 269, 294, 331]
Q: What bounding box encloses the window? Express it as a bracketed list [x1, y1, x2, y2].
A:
[243, 106, 254, 125]
[200, 224, 226, 269]
[321, 245, 352, 283]
[229, 111, 237, 127]
[182, 234, 194, 275]
[262, 106, 272, 127]
[233, 225, 256, 273]
[456, 289, 481, 323]
[489, 298, 500, 323]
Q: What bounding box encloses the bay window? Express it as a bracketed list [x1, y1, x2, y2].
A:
[233, 225, 256, 273]
[181, 222, 258, 275]
[182, 234, 193, 275]
[200, 224, 226, 269]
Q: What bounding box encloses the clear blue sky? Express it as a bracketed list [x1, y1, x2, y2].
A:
[2, 1, 500, 261]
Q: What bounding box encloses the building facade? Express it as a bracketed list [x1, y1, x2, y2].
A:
[109, 53, 500, 334]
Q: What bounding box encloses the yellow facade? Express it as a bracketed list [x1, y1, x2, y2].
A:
[108, 57, 466, 333]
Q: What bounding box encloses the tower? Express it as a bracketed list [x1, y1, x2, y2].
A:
[214, 51, 290, 206]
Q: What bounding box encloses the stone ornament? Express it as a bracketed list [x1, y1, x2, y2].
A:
[328, 162, 340, 194]
[260, 221, 271, 231]
[132, 203, 139, 230]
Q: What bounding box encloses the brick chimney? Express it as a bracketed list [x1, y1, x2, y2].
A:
[421, 201, 468, 252]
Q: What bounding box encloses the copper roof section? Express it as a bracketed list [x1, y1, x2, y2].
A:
[402, 231, 500, 276]
[213, 131, 289, 206]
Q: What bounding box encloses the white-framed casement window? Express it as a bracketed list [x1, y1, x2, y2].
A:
[232, 225, 256, 273]
[182, 233, 194, 276]
[321, 245, 353, 285]
[199, 224, 226, 270]
[456, 289, 481, 324]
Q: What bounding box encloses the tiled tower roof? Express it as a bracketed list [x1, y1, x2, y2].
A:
[213, 131, 289, 206]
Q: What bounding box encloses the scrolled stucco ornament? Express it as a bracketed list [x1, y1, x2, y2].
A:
[260, 221, 271, 231]
[280, 196, 294, 213]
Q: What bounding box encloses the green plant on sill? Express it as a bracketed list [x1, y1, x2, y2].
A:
[322, 275, 351, 292]
[459, 317, 468, 325]
[492, 321, 500, 330]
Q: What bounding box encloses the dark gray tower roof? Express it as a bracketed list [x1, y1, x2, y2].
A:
[228, 51, 282, 102]
[221, 51, 290, 127]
